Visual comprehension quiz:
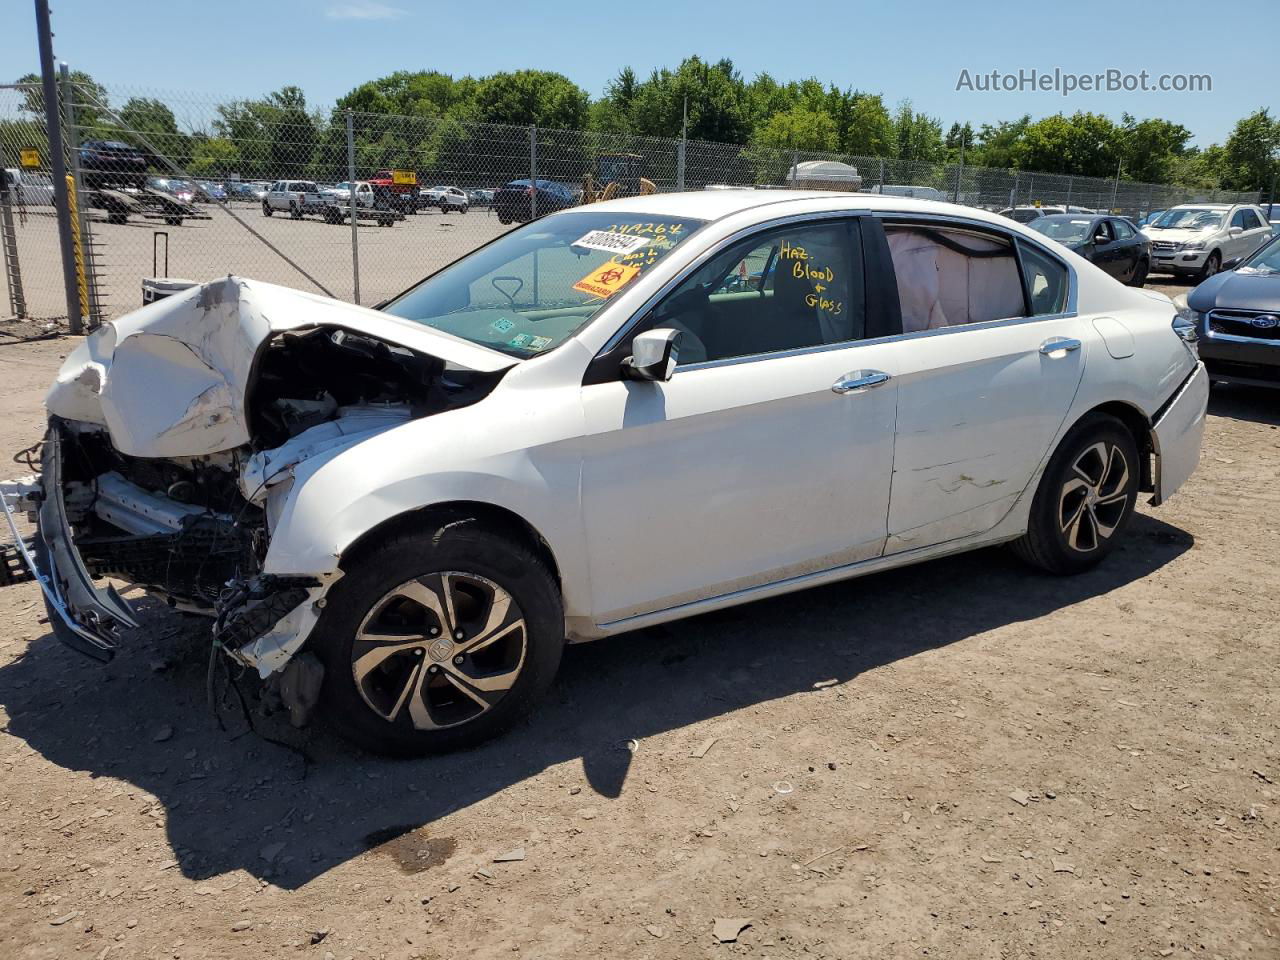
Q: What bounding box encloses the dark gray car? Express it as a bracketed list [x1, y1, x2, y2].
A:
[1185, 233, 1280, 387]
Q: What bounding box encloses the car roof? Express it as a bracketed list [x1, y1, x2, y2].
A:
[570, 189, 1046, 228]
[1034, 213, 1102, 222]
[1169, 202, 1231, 209]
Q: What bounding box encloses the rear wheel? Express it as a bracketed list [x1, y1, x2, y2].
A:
[1128, 257, 1149, 287]
[460, 204, 469, 214]
[1011, 413, 1139, 575]
[262, 201, 272, 217]
[310, 517, 564, 755]
[289, 201, 301, 219]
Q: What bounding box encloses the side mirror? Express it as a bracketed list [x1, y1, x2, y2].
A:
[1221, 256, 1243, 271]
[622, 328, 682, 382]
[1229, 226, 1243, 236]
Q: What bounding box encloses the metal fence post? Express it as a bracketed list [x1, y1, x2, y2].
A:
[1065, 176, 1073, 210]
[346, 109, 359, 305]
[0, 188, 26, 319]
[878, 156, 885, 189]
[34, 0, 82, 334]
[60, 63, 100, 326]
[675, 136, 686, 192]
[529, 125, 538, 220]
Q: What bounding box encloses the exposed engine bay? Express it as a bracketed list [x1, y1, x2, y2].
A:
[32, 285, 508, 672]
[59, 326, 498, 607]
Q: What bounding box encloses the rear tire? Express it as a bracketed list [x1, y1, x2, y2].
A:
[1011, 413, 1139, 575]
[289, 201, 301, 220]
[263, 202, 272, 217]
[1128, 257, 1149, 287]
[310, 516, 564, 755]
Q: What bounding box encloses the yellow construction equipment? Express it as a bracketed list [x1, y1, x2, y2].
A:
[581, 154, 656, 204]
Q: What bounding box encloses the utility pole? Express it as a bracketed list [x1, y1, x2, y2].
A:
[953, 129, 966, 204]
[34, 0, 82, 333]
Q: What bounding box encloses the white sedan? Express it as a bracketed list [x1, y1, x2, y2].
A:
[5, 191, 1208, 755]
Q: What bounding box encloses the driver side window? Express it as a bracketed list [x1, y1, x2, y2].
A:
[650, 221, 865, 366]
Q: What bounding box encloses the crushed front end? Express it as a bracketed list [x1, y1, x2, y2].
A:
[1, 276, 510, 678]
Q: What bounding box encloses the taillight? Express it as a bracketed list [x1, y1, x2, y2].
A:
[525, 187, 534, 196]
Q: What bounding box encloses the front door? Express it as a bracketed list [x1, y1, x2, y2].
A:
[578, 217, 898, 625]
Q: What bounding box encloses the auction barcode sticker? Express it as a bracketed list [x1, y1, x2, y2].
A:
[572, 230, 652, 255]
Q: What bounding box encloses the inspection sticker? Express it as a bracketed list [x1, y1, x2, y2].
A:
[491, 317, 515, 333]
[572, 230, 652, 256]
[573, 261, 642, 299]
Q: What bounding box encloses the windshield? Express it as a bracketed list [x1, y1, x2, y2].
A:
[382, 211, 706, 358]
[1238, 235, 1280, 275]
[333, 182, 352, 191]
[1029, 218, 1095, 243]
[1151, 208, 1223, 230]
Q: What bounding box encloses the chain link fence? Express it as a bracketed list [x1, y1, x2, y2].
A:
[0, 79, 1264, 326]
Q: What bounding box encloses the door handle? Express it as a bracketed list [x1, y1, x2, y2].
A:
[832, 370, 891, 394]
[1039, 337, 1081, 356]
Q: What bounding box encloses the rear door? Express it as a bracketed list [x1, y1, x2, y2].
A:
[881, 220, 1086, 553]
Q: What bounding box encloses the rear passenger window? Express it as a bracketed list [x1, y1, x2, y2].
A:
[1018, 242, 1070, 316]
[1113, 220, 1136, 240]
[652, 221, 864, 365]
[885, 225, 1024, 332]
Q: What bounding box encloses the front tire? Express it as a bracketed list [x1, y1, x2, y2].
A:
[263, 202, 272, 217]
[310, 516, 564, 755]
[1198, 251, 1221, 282]
[1011, 413, 1139, 575]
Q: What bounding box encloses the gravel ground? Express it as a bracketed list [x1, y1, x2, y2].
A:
[0, 279, 1277, 959]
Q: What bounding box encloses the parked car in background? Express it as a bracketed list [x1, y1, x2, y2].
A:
[492, 179, 577, 223]
[10, 191, 1208, 755]
[263, 180, 327, 218]
[226, 181, 267, 202]
[79, 139, 148, 189]
[149, 177, 195, 204]
[2, 167, 55, 206]
[999, 205, 1068, 223]
[468, 188, 495, 206]
[1267, 204, 1280, 234]
[192, 180, 226, 203]
[1028, 214, 1151, 285]
[1138, 210, 1166, 227]
[423, 185, 469, 212]
[1141, 203, 1273, 280]
[1176, 233, 1280, 388]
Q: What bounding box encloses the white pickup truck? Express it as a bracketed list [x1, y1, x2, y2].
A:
[3, 167, 56, 206]
[262, 180, 328, 219]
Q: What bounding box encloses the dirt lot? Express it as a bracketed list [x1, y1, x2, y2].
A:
[2, 204, 511, 321]
[0, 285, 1278, 960]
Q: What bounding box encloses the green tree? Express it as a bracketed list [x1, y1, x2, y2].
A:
[751, 106, 839, 152]
[14, 69, 109, 131]
[893, 101, 944, 162]
[1219, 109, 1280, 190]
[118, 97, 190, 165]
[627, 57, 750, 143]
[189, 136, 240, 176]
[1011, 112, 1119, 177]
[473, 70, 590, 129]
[1114, 113, 1192, 183]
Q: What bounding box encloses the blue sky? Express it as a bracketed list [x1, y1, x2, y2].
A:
[4, 0, 1268, 147]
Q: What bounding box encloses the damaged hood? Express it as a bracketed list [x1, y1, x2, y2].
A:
[46, 277, 516, 458]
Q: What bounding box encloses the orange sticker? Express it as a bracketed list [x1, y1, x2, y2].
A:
[573, 261, 641, 299]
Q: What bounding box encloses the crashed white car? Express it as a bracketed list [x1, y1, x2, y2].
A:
[2, 191, 1209, 754]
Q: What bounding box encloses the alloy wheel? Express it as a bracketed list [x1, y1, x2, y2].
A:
[351, 572, 527, 730]
[1058, 441, 1131, 553]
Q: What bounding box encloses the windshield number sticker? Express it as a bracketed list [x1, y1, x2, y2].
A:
[573, 261, 641, 299]
[529, 336, 553, 351]
[491, 317, 515, 334]
[573, 231, 652, 256]
[509, 333, 532, 348]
